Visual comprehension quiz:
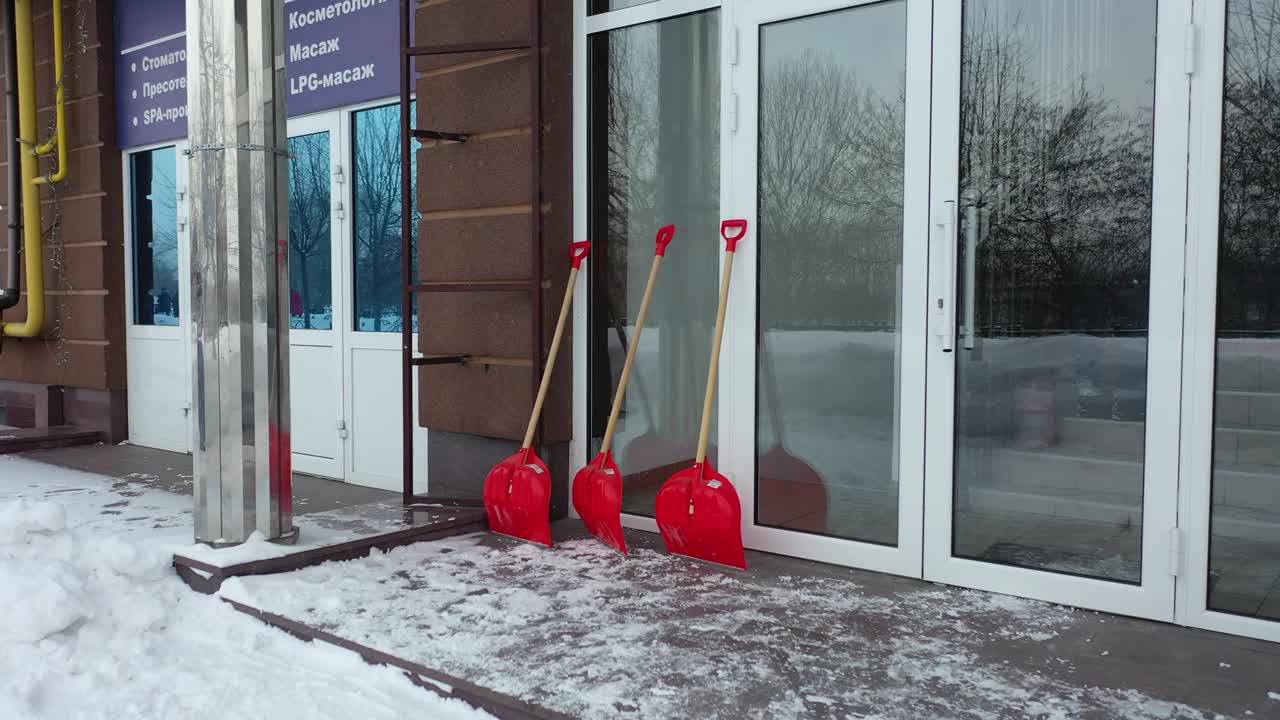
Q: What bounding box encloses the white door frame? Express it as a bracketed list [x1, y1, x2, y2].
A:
[287, 111, 346, 479]
[921, 0, 1191, 622]
[336, 98, 431, 493]
[1178, 0, 1280, 644]
[123, 139, 192, 454]
[718, 0, 932, 577]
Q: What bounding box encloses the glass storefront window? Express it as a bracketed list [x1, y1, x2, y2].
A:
[353, 101, 420, 333]
[1208, 0, 1280, 622]
[589, 0, 659, 14]
[130, 146, 180, 327]
[949, 0, 1158, 584]
[288, 131, 333, 330]
[755, 1, 907, 545]
[587, 10, 720, 517]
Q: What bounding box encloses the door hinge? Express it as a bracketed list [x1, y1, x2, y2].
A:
[1169, 527, 1184, 576]
[730, 92, 739, 134]
[336, 419, 348, 439]
[1184, 23, 1198, 75]
[333, 164, 345, 185]
[729, 26, 740, 66]
[333, 201, 345, 220]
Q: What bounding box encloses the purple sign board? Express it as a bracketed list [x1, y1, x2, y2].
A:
[115, 0, 404, 149]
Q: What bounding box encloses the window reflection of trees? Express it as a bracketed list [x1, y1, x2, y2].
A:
[1220, 0, 1280, 335]
[288, 132, 332, 330]
[353, 102, 419, 333]
[134, 147, 180, 327]
[758, 50, 905, 331]
[959, 3, 1155, 338]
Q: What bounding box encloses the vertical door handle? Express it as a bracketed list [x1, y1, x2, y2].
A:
[933, 201, 957, 352]
[963, 204, 978, 350]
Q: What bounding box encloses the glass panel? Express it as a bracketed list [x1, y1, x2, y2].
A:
[130, 146, 179, 327]
[951, 0, 1157, 583]
[353, 102, 420, 333]
[288, 131, 333, 330]
[587, 10, 719, 517]
[755, 3, 906, 545]
[1208, 0, 1280, 622]
[589, 0, 658, 14]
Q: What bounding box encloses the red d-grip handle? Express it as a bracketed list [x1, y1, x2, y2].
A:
[569, 240, 591, 269]
[721, 219, 748, 252]
[655, 224, 676, 257]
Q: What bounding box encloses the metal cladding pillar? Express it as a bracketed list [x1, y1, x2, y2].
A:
[186, 0, 295, 545]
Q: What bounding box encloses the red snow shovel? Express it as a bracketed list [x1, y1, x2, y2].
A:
[655, 219, 748, 570]
[483, 240, 591, 547]
[573, 224, 676, 555]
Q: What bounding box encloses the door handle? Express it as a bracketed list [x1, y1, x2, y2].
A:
[933, 201, 956, 352]
[963, 204, 978, 350]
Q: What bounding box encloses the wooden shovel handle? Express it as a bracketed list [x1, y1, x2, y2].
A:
[696, 249, 735, 465]
[600, 255, 663, 454]
[522, 243, 589, 450]
[695, 220, 748, 465]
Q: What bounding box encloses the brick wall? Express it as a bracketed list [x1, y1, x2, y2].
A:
[0, 0, 125, 393]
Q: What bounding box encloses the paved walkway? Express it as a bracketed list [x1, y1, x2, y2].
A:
[224, 522, 1280, 720]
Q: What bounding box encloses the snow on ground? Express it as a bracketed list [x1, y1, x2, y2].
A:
[222, 533, 1234, 720]
[0, 455, 491, 720]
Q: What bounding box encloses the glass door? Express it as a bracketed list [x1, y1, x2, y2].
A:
[722, 0, 932, 575]
[1180, 0, 1280, 643]
[923, 0, 1190, 620]
[124, 141, 192, 453]
[287, 113, 345, 479]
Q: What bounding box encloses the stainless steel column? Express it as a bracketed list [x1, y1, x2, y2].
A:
[186, 0, 294, 545]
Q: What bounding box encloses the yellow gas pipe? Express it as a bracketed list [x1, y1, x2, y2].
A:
[4, 0, 68, 338]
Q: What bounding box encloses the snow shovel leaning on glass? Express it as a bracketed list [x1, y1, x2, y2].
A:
[655, 220, 748, 569]
[483, 241, 591, 547]
[573, 224, 676, 555]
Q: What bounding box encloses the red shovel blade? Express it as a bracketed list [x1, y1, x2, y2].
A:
[655, 461, 746, 569]
[483, 448, 553, 547]
[572, 450, 629, 555]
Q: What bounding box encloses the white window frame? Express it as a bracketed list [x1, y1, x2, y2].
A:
[1178, 0, 1280, 644]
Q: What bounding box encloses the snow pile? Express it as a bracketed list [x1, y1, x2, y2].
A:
[0, 497, 490, 720]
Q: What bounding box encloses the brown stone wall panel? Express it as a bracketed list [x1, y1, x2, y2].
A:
[0, 339, 110, 389]
[47, 292, 111, 341]
[418, 291, 529, 357]
[33, 144, 105, 198]
[414, 0, 531, 53]
[417, 53, 531, 134]
[32, 1, 106, 68]
[36, 96, 107, 151]
[40, 242, 109, 295]
[419, 359, 570, 444]
[39, 195, 116, 247]
[420, 362, 532, 441]
[417, 206, 569, 282]
[420, 133, 531, 211]
[419, 213, 533, 281]
[34, 51, 105, 106]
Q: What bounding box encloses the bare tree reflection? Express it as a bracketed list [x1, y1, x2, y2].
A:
[288, 132, 331, 330]
[353, 102, 419, 333]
